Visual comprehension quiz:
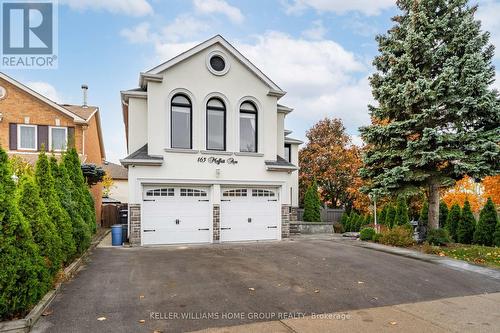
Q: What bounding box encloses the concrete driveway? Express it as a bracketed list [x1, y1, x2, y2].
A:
[33, 237, 500, 333]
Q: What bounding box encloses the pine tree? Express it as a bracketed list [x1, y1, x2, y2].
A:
[439, 201, 449, 229]
[18, 175, 63, 275]
[394, 197, 410, 226]
[385, 205, 396, 228]
[52, 156, 91, 255]
[456, 200, 476, 244]
[303, 181, 321, 222]
[473, 197, 498, 246]
[0, 148, 49, 319]
[446, 204, 461, 242]
[494, 221, 500, 247]
[420, 200, 429, 226]
[378, 206, 387, 225]
[360, 0, 500, 230]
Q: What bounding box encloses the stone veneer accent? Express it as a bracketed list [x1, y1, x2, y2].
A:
[129, 204, 141, 246]
[290, 206, 298, 222]
[281, 204, 291, 239]
[213, 204, 220, 242]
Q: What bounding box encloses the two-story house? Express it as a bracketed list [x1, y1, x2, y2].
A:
[121, 35, 302, 246]
[0, 72, 106, 222]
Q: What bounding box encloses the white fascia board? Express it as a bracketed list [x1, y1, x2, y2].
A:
[120, 159, 163, 167]
[121, 90, 148, 103]
[266, 165, 298, 172]
[139, 72, 163, 88]
[284, 137, 304, 145]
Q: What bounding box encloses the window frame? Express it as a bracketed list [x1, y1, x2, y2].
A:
[170, 94, 193, 149]
[49, 126, 68, 152]
[284, 143, 292, 163]
[206, 97, 226, 151]
[17, 124, 37, 151]
[239, 101, 258, 153]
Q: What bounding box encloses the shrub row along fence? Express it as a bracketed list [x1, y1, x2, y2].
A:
[0, 148, 97, 321]
[296, 208, 345, 223]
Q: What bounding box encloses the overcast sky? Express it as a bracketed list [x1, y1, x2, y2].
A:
[4, 0, 500, 163]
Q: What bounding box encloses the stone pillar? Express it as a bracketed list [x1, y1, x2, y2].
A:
[290, 206, 298, 222]
[213, 204, 220, 242]
[281, 204, 290, 239]
[129, 204, 141, 246]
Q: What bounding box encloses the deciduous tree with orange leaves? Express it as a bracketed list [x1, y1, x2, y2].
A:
[299, 118, 369, 212]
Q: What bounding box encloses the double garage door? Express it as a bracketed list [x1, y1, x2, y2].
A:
[142, 186, 280, 246]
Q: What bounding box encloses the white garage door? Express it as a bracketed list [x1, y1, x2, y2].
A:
[142, 187, 212, 245]
[220, 188, 280, 242]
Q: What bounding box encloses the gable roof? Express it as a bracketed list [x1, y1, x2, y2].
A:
[0, 72, 87, 123]
[142, 35, 285, 96]
[102, 161, 128, 180]
[120, 144, 163, 167]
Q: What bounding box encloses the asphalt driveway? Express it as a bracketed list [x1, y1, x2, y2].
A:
[33, 237, 500, 333]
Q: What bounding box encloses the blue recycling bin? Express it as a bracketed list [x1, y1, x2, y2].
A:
[111, 224, 123, 246]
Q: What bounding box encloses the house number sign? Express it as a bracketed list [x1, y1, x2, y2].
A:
[197, 156, 238, 165]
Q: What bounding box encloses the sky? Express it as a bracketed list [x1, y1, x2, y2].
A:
[4, 0, 500, 163]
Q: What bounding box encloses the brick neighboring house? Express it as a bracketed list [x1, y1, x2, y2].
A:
[0, 72, 106, 223]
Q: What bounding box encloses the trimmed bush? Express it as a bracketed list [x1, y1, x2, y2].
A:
[456, 201, 476, 244]
[394, 197, 410, 226]
[379, 226, 415, 247]
[494, 222, 500, 247]
[18, 175, 63, 275]
[419, 200, 429, 226]
[378, 206, 387, 225]
[302, 180, 321, 222]
[385, 205, 396, 228]
[446, 204, 461, 242]
[426, 228, 450, 246]
[0, 148, 50, 320]
[340, 212, 349, 231]
[473, 197, 498, 246]
[360, 227, 376, 241]
[373, 233, 383, 243]
[439, 201, 448, 229]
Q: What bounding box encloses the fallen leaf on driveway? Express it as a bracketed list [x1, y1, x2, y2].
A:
[389, 321, 397, 325]
[97, 317, 106, 321]
[314, 289, 320, 293]
[139, 295, 145, 299]
[153, 330, 163, 333]
[139, 319, 145, 324]
[248, 287, 255, 291]
[357, 281, 364, 284]
[438, 252, 446, 257]
[42, 309, 53, 316]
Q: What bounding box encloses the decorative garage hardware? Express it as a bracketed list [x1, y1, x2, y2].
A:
[268, 199, 278, 202]
[198, 228, 210, 231]
[223, 189, 247, 197]
[252, 189, 275, 197]
[144, 229, 156, 232]
[180, 188, 207, 197]
[267, 226, 278, 229]
[221, 199, 231, 202]
[198, 199, 210, 202]
[197, 156, 238, 165]
[146, 188, 174, 197]
[221, 227, 232, 230]
[175, 219, 180, 224]
[247, 218, 252, 223]
[143, 199, 156, 202]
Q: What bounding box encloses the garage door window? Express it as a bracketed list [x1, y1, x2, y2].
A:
[180, 188, 207, 197]
[223, 189, 247, 197]
[146, 188, 174, 197]
[252, 189, 275, 197]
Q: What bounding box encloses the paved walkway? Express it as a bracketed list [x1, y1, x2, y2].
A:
[190, 292, 500, 333]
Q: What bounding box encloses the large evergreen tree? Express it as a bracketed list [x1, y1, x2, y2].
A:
[473, 197, 498, 246]
[0, 148, 49, 319]
[456, 200, 476, 244]
[360, 0, 500, 230]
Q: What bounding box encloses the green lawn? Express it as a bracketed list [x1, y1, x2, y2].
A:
[422, 244, 500, 268]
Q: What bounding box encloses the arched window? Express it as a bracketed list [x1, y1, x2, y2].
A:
[239, 101, 257, 152]
[206, 98, 226, 151]
[171, 94, 192, 149]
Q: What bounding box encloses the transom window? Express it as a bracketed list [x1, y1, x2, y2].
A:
[171, 94, 192, 149]
[146, 188, 174, 197]
[252, 189, 275, 197]
[223, 189, 247, 197]
[206, 98, 226, 151]
[180, 188, 207, 197]
[49, 127, 68, 151]
[239, 101, 257, 153]
[18, 124, 37, 150]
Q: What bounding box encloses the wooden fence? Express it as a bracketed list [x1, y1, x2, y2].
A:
[296, 208, 345, 223]
[101, 203, 128, 228]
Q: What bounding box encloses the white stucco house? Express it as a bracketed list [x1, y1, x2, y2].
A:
[120, 35, 302, 246]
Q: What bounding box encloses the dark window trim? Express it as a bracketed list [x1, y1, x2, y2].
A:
[171, 93, 193, 149]
[206, 97, 226, 151]
[284, 143, 291, 162]
[239, 101, 258, 153]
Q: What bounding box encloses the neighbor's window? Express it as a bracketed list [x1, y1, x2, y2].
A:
[284, 143, 291, 162]
[171, 94, 192, 149]
[239, 101, 257, 152]
[50, 127, 67, 151]
[18, 124, 37, 150]
[206, 98, 226, 151]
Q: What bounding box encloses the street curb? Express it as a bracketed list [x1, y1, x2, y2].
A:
[0, 229, 111, 333]
[351, 240, 500, 280]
